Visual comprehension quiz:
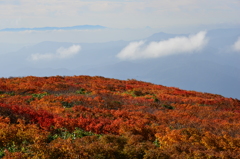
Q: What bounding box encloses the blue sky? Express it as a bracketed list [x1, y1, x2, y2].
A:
[0, 0, 239, 43]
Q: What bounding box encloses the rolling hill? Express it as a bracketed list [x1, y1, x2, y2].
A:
[0, 75, 239, 158]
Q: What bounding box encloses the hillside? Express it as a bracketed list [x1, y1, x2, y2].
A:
[0, 75, 240, 158]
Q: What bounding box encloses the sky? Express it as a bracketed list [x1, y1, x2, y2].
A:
[0, 0, 240, 43]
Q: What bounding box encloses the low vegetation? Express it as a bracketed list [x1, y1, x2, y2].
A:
[0, 75, 239, 158]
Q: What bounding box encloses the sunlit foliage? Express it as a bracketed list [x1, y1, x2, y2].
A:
[0, 75, 240, 158]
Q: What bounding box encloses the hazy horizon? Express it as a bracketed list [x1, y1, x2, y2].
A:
[0, 0, 240, 44]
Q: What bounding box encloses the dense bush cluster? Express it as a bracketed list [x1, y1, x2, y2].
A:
[0, 75, 240, 158]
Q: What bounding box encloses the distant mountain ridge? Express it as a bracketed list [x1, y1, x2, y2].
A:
[0, 25, 107, 32]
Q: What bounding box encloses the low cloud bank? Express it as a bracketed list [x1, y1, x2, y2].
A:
[117, 31, 208, 60]
[0, 28, 160, 43]
[30, 45, 81, 61]
[232, 37, 240, 52]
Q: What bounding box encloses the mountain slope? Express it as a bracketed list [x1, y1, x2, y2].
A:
[0, 75, 239, 158]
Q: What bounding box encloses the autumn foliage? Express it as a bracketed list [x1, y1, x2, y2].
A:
[0, 75, 240, 158]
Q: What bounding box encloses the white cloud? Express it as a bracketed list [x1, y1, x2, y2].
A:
[88, 2, 123, 12]
[232, 37, 240, 52]
[29, 45, 81, 61]
[30, 53, 54, 61]
[0, 0, 239, 30]
[117, 31, 208, 60]
[0, 28, 160, 43]
[56, 45, 81, 58]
